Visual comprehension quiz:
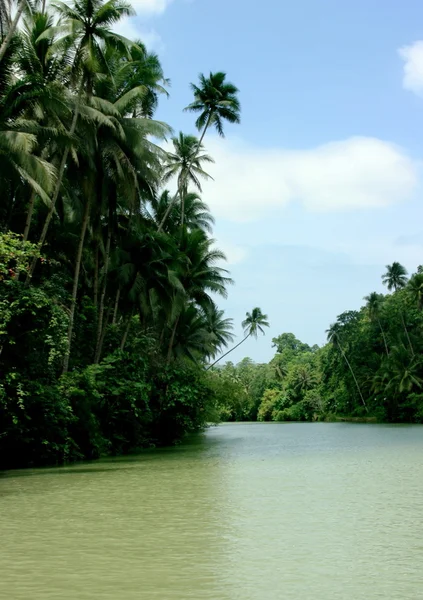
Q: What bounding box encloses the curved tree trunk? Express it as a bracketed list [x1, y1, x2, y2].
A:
[0, 0, 26, 64]
[400, 310, 414, 357]
[206, 333, 250, 370]
[377, 317, 389, 357]
[338, 343, 368, 412]
[62, 197, 91, 374]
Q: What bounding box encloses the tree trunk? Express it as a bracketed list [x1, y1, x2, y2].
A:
[22, 190, 36, 242]
[93, 244, 99, 309]
[26, 92, 82, 283]
[95, 303, 112, 364]
[338, 344, 368, 412]
[94, 223, 112, 363]
[206, 333, 250, 370]
[112, 288, 120, 325]
[62, 197, 91, 374]
[377, 318, 389, 357]
[166, 315, 180, 363]
[0, 0, 26, 64]
[400, 310, 414, 357]
[120, 309, 134, 352]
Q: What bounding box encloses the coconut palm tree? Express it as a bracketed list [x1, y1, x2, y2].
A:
[157, 71, 240, 232]
[161, 132, 214, 227]
[207, 307, 269, 369]
[382, 262, 414, 356]
[27, 0, 135, 283]
[326, 322, 368, 411]
[364, 292, 389, 356]
[382, 262, 408, 291]
[185, 71, 241, 144]
[149, 190, 214, 235]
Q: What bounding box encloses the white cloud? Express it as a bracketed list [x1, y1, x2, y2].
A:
[215, 240, 248, 265]
[113, 0, 175, 48]
[198, 137, 418, 222]
[130, 0, 173, 15]
[398, 41, 423, 96]
[114, 17, 164, 50]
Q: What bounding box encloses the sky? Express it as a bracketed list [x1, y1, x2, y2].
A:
[116, 0, 423, 363]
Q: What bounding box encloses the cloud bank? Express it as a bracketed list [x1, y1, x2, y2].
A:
[198, 137, 418, 222]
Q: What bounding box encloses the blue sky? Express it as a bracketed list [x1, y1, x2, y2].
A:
[117, 0, 423, 362]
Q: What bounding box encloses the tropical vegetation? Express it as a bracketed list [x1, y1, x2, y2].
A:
[0, 0, 267, 469]
[215, 264, 423, 424]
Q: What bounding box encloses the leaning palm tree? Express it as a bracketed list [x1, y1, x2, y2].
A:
[326, 322, 368, 411]
[206, 307, 269, 369]
[382, 262, 414, 356]
[364, 292, 389, 356]
[162, 132, 214, 226]
[157, 71, 240, 232]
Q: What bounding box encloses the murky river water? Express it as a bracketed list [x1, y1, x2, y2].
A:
[1, 422, 423, 599]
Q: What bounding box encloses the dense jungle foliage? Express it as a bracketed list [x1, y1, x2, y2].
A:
[217, 264, 423, 424]
[0, 0, 273, 468]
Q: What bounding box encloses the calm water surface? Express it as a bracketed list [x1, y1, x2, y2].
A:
[1, 423, 423, 599]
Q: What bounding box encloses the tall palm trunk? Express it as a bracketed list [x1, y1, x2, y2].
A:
[94, 222, 112, 363]
[337, 342, 368, 412]
[120, 309, 134, 351]
[95, 303, 111, 364]
[166, 314, 180, 363]
[26, 92, 82, 283]
[112, 288, 120, 325]
[62, 197, 91, 373]
[206, 332, 250, 370]
[400, 310, 414, 357]
[93, 244, 99, 309]
[0, 0, 26, 64]
[377, 317, 389, 357]
[22, 190, 36, 242]
[157, 113, 213, 233]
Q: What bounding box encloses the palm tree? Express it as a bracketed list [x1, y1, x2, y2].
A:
[382, 262, 408, 291]
[166, 229, 232, 362]
[408, 273, 423, 311]
[161, 132, 214, 227]
[207, 307, 269, 369]
[382, 262, 414, 356]
[364, 292, 389, 356]
[63, 45, 170, 371]
[185, 71, 241, 145]
[26, 0, 135, 283]
[149, 190, 214, 235]
[326, 322, 368, 411]
[157, 71, 240, 233]
[203, 303, 234, 358]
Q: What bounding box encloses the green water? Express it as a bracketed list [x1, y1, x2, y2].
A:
[1, 422, 423, 599]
